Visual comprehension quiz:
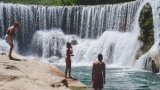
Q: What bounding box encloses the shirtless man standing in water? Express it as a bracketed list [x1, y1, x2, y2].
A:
[92, 54, 106, 90]
[5, 22, 20, 59]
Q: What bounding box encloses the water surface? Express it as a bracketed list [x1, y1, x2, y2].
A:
[56, 65, 160, 90]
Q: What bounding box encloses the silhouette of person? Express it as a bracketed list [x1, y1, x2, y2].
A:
[92, 54, 106, 90]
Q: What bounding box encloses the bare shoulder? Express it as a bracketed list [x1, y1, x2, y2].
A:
[101, 62, 105, 64]
[93, 60, 98, 63]
[101, 62, 105, 66]
[66, 48, 69, 51]
[93, 60, 97, 65]
[7, 26, 13, 31]
[7, 27, 11, 30]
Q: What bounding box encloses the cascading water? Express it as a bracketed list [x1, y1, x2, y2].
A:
[0, 0, 160, 69]
[133, 0, 160, 72]
[0, 38, 18, 53]
[31, 29, 65, 58]
[0, 1, 141, 52]
[69, 31, 139, 67]
[1, 1, 160, 89]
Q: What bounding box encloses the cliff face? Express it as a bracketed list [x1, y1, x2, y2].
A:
[0, 51, 87, 90]
[136, 3, 154, 60]
[149, 51, 160, 73]
[138, 3, 154, 54]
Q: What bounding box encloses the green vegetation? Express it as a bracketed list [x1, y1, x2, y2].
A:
[76, 0, 135, 5]
[0, 0, 62, 5]
[138, 3, 154, 54]
[0, 0, 135, 5]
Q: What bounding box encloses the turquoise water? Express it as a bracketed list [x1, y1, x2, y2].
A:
[56, 65, 160, 90]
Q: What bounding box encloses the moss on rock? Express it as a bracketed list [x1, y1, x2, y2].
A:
[138, 3, 154, 54]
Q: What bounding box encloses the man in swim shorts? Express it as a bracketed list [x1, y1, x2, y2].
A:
[92, 54, 106, 90]
[5, 22, 20, 59]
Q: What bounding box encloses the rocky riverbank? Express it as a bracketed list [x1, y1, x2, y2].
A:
[0, 51, 88, 90]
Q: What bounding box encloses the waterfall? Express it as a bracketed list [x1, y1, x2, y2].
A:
[133, 0, 160, 71]
[0, 1, 141, 53]
[69, 31, 139, 67]
[0, 38, 18, 52]
[1, 0, 160, 68]
[31, 29, 65, 58]
[133, 41, 160, 71]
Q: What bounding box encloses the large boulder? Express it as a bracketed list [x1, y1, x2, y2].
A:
[146, 51, 160, 73]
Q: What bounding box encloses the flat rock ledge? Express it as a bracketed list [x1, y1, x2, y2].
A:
[0, 51, 88, 90]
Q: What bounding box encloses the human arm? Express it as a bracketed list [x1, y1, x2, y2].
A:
[8, 27, 14, 41]
[70, 54, 74, 56]
[66, 49, 70, 57]
[103, 63, 106, 84]
[66, 48, 74, 57]
[9, 31, 13, 41]
[92, 63, 94, 82]
[6, 30, 9, 34]
[70, 46, 74, 56]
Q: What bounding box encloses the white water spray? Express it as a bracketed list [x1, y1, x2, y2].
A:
[0, 0, 160, 69]
[133, 0, 160, 71]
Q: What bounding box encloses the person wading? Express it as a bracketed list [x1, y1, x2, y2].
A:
[92, 54, 106, 90]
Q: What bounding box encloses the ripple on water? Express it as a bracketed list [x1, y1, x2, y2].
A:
[56, 65, 160, 90]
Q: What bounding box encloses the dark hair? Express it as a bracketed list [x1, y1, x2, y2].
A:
[14, 22, 20, 27]
[66, 42, 71, 48]
[98, 54, 103, 61]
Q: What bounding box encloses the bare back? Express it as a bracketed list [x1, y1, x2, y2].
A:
[6, 26, 15, 41]
[93, 60, 105, 76]
[7, 26, 14, 35]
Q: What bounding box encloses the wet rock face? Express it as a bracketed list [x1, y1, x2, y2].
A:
[144, 51, 160, 73]
[151, 60, 159, 73]
[138, 3, 154, 57]
[71, 40, 78, 45]
[142, 3, 152, 13]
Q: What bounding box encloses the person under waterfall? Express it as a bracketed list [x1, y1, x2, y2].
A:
[65, 42, 74, 79]
[92, 54, 106, 90]
[5, 22, 20, 59]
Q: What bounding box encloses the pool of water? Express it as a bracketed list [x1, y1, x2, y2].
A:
[56, 65, 160, 90]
